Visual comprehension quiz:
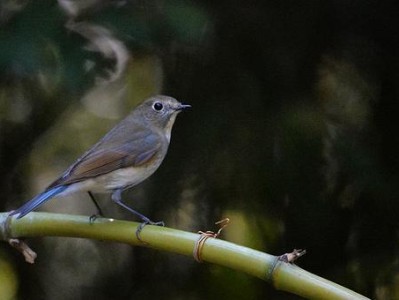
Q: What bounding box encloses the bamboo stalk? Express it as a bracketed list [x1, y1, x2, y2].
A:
[0, 212, 369, 300]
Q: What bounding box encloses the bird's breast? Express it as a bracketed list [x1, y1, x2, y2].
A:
[100, 163, 161, 191]
[63, 163, 161, 195]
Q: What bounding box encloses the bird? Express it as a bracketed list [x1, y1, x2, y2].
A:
[10, 95, 190, 237]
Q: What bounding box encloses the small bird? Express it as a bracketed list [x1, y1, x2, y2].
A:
[10, 95, 190, 235]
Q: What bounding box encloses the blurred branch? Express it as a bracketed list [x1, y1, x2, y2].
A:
[0, 212, 369, 300]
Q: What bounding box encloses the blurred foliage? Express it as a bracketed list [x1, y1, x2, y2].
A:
[0, 253, 17, 300]
[1, 0, 399, 299]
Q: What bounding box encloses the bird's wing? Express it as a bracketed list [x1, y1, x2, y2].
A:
[47, 129, 162, 188]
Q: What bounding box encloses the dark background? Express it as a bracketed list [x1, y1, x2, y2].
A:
[1, 1, 399, 299]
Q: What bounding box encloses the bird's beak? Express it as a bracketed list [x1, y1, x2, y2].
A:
[177, 103, 191, 111]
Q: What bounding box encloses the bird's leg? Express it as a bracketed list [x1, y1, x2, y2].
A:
[88, 191, 105, 223]
[111, 189, 164, 241]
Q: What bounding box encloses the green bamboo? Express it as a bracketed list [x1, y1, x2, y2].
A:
[0, 212, 369, 300]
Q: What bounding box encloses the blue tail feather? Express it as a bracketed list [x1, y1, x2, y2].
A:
[10, 185, 68, 219]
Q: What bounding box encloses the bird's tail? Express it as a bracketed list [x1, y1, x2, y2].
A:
[10, 185, 68, 219]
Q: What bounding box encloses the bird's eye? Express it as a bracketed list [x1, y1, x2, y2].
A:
[153, 102, 163, 111]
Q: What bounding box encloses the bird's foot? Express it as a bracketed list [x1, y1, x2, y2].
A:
[89, 213, 104, 224]
[136, 219, 165, 242]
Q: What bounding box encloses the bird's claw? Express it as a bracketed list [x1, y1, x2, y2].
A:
[136, 220, 164, 242]
[89, 214, 103, 224]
